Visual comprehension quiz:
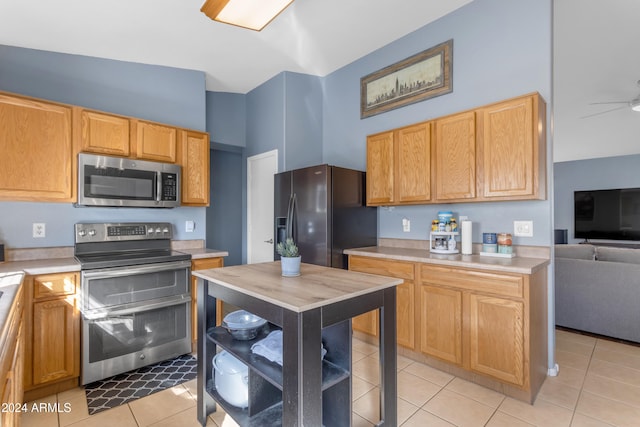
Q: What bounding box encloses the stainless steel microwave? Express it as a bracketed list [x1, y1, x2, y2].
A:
[77, 153, 180, 208]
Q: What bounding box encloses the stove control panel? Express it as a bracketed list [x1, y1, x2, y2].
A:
[75, 222, 173, 243]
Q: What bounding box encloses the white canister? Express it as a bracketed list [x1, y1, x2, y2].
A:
[212, 351, 249, 408]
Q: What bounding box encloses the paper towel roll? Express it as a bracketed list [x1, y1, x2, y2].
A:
[461, 220, 473, 255]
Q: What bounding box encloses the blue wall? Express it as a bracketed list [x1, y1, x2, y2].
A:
[245, 72, 323, 172]
[0, 45, 208, 248]
[206, 91, 246, 147]
[554, 154, 640, 244]
[321, 0, 553, 247]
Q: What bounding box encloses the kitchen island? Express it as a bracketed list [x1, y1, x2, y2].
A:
[193, 261, 403, 427]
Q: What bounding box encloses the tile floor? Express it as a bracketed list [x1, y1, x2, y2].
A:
[21, 329, 640, 427]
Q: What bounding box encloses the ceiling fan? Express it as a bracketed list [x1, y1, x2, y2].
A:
[581, 80, 640, 118]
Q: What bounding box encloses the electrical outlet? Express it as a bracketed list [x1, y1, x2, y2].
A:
[185, 220, 195, 232]
[402, 218, 410, 232]
[514, 220, 533, 237]
[33, 222, 46, 238]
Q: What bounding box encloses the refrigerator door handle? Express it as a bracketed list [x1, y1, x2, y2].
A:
[286, 193, 297, 241]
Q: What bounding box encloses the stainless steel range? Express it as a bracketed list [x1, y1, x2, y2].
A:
[75, 222, 192, 385]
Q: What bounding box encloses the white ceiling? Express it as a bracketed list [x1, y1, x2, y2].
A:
[2, 0, 638, 163]
[554, 0, 640, 162]
[0, 0, 471, 94]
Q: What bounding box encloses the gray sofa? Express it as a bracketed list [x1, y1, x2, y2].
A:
[555, 244, 640, 343]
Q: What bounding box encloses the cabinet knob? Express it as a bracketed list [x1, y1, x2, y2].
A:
[264, 239, 273, 244]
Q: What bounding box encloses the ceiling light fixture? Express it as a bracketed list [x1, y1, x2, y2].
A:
[201, 0, 294, 31]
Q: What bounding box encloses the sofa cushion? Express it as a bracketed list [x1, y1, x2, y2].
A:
[596, 246, 640, 264]
[554, 244, 595, 260]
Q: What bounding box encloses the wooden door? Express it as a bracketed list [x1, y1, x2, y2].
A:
[179, 130, 210, 206]
[468, 294, 525, 385]
[434, 112, 476, 201]
[419, 284, 462, 365]
[79, 109, 130, 156]
[481, 95, 536, 198]
[366, 131, 394, 205]
[395, 122, 431, 203]
[132, 120, 177, 162]
[32, 298, 79, 385]
[0, 93, 74, 202]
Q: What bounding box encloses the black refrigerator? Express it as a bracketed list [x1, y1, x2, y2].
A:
[274, 164, 377, 269]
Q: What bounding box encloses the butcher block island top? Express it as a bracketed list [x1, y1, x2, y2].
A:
[192, 261, 403, 312]
[193, 261, 402, 426]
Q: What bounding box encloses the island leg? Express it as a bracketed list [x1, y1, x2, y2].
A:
[196, 278, 217, 426]
[282, 308, 323, 426]
[379, 287, 397, 426]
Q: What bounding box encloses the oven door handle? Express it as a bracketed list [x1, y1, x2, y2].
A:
[82, 260, 191, 279]
[82, 294, 191, 320]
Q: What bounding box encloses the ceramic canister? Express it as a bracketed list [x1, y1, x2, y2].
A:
[482, 233, 497, 244]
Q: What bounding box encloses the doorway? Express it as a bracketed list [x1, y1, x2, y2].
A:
[247, 149, 278, 264]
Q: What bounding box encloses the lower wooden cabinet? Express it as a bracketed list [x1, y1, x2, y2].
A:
[191, 257, 224, 351]
[468, 294, 525, 385]
[24, 272, 80, 401]
[419, 284, 462, 365]
[348, 254, 548, 402]
[0, 284, 24, 427]
[349, 256, 416, 350]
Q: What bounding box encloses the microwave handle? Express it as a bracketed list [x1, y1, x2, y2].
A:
[156, 171, 162, 204]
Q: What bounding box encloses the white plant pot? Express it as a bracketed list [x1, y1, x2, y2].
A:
[280, 256, 301, 277]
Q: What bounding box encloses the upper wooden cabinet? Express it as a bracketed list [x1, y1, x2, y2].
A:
[78, 109, 130, 156]
[131, 120, 178, 163]
[0, 93, 75, 202]
[434, 111, 476, 201]
[478, 94, 546, 200]
[365, 131, 394, 205]
[366, 122, 431, 206]
[365, 93, 546, 206]
[178, 130, 210, 206]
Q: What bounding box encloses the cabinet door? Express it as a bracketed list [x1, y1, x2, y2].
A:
[480, 95, 538, 199]
[420, 284, 462, 365]
[468, 294, 524, 386]
[395, 123, 431, 203]
[179, 130, 210, 206]
[366, 131, 394, 205]
[0, 93, 74, 202]
[349, 256, 415, 348]
[434, 112, 476, 201]
[32, 298, 79, 385]
[80, 109, 130, 156]
[132, 120, 177, 162]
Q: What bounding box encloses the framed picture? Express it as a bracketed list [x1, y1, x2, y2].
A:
[360, 39, 453, 118]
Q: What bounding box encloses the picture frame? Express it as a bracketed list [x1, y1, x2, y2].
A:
[360, 39, 453, 118]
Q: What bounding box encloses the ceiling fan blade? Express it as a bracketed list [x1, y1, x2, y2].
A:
[580, 105, 630, 119]
[589, 101, 629, 105]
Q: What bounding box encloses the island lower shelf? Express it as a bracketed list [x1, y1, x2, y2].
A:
[206, 324, 350, 391]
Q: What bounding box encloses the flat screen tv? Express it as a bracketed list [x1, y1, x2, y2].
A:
[574, 188, 640, 241]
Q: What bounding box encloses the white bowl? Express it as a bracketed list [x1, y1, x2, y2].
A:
[223, 310, 267, 340]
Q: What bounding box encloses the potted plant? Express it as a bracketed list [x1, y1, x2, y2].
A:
[276, 238, 301, 277]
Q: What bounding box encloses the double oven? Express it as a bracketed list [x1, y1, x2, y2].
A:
[75, 222, 192, 385]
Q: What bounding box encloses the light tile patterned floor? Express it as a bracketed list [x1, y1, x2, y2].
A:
[21, 329, 640, 426]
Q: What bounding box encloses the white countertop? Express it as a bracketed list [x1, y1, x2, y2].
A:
[344, 246, 549, 275]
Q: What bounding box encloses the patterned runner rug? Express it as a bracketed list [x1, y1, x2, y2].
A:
[84, 354, 197, 415]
